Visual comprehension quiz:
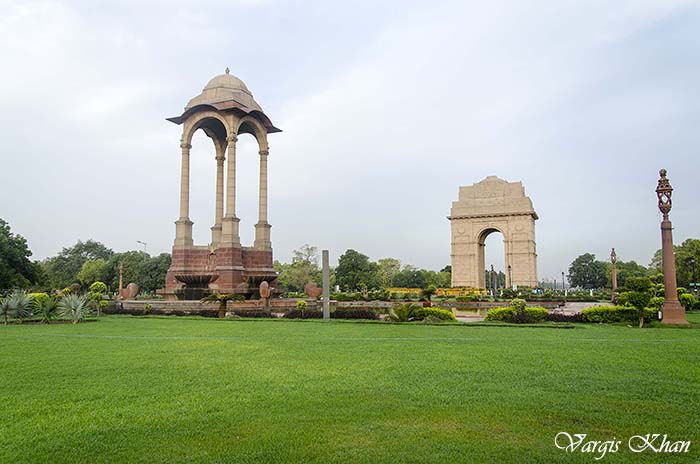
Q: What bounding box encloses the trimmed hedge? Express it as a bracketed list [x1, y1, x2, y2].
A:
[231, 309, 273, 318]
[283, 309, 323, 319]
[545, 312, 585, 323]
[331, 308, 380, 320]
[581, 305, 657, 323]
[485, 306, 548, 323]
[412, 307, 456, 321]
[484, 307, 516, 322]
[103, 306, 220, 318]
[523, 306, 548, 322]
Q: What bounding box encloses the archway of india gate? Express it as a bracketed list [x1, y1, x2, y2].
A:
[161, 69, 281, 300]
[449, 176, 538, 289]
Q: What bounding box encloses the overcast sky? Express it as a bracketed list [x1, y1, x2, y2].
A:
[1, 0, 699, 281]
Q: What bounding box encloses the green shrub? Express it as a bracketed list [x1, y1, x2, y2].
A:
[143, 303, 153, 314]
[510, 298, 527, 312]
[331, 308, 380, 320]
[2, 290, 34, 323]
[679, 293, 695, 310]
[420, 285, 437, 302]
[618, 291, 651, 310]
[232, 309, 273, 318]
[581, 305, 657, 323]
[389, 303, 420, 322]
[367, 289, 389, 301]
[34, 295, 58, 324]
[296, 300, 308, 310]
[331, 292, 350, 302]
[30, 292, 51, 307]
[283, 309, 321, 319]
[58, 294, 91, 324]
[412, 307, 456, 321]
[649, 296, 665, 310]
[485, 307, 517, 322]
[388, 304, 455, 322]
[523, 306, 548, 322]
[89, 281, 108, 294]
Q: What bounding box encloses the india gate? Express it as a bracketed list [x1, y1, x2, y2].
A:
[449, 176, 539, 289]
[162, 69, 280, 299]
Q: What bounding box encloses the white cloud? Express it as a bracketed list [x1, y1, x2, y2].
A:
[1, 0, 698, 281]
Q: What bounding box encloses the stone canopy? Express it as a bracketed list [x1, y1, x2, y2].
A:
[160, 69, 281, 300]
[166, 68, 281, 135]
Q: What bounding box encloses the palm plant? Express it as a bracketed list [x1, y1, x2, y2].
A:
[201, 293, 243, 318]
[35, 296, 58, 324]
[2, 290, 34, 324]
[58, 294, 91, 324]
[388, 303, 420, 322]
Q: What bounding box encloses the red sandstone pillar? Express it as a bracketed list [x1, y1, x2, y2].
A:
[656, 169, 688, 325]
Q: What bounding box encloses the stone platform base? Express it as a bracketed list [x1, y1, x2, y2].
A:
[661, 300, 690, 325]
[162, 244, 277, 300]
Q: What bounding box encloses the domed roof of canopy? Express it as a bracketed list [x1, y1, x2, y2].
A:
[167, 68, 281, 133]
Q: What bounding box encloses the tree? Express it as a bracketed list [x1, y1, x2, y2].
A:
[77, 259, 109, 288]
[42, 240, 114, 289]
[607, 260, 648, 289]
[275, 245, 322, 293]
[377, 258, 401, 287]
[392, 265, 426, 288]
[618, 276, 653, 328]
[88, 281, 108, 316]
[568, 253, 607, 289]
[105, 251, 171, 293]
[292, 244, 319, 267]
[423, 269, 451, 288]
[335, 249, 381, 291]
[137, 253, 172, 293]
[0, 218, 39, 289]
[649, 239, 700, 288]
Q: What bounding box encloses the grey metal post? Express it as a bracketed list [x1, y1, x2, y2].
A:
[322, 250, 330, 320]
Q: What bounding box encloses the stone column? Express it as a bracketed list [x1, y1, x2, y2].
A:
[322, 250, 330, 320]
[656, 169, 688, 325]
[254, 148, 272, 250]
[221, 134, 240, 245]
[174, 141, 193, 247]
[211, 150, 225, 244]
[610, 248, 618, 303]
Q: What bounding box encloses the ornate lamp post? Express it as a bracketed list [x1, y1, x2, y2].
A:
[656, 169, 689, 325]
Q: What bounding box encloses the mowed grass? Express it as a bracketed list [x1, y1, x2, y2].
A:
[1, 316, 699, 463]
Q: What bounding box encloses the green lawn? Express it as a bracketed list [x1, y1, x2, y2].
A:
[1, 316, 699, 463]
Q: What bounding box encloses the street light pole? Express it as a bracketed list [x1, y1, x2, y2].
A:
[507, 265, 512, 290]
[136, 241, 147, 253]
[562, 271, 567, 304]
